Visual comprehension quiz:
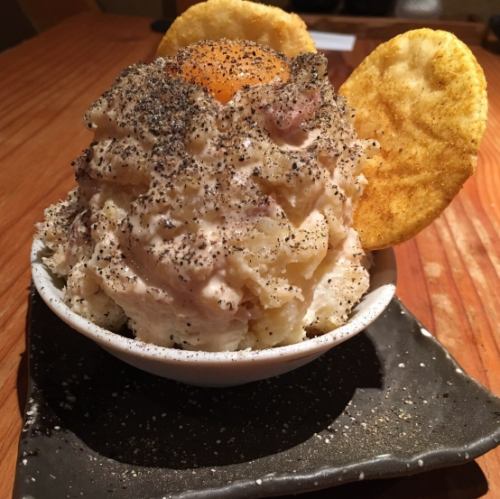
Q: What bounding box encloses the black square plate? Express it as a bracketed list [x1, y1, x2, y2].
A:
[14, 290, 500, 498]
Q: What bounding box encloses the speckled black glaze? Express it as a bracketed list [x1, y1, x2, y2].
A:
[14, 289, 500, 498]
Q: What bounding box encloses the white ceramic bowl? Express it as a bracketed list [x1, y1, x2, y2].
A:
[31, 238, 396, 387]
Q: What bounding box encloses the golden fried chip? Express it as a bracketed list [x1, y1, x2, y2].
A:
[156, 0, 316, 58]
[340, 29, 487, 250]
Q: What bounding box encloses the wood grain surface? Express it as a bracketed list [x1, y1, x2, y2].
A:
[0, 12, 498, 499]
[302, 14, 487, 44]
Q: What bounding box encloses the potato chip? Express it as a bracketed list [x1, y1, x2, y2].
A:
[340, 29, 487, 250]
[156, 0, 316, 58]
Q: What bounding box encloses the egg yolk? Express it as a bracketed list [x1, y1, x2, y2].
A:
[178, 39, 290, 104]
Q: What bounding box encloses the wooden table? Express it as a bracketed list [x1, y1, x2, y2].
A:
[0, 12, 498, 499]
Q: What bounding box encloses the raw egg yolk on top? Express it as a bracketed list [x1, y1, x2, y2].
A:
[177, 39, 290, 104]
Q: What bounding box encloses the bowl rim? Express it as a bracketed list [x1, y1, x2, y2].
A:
[31, 237, 396, 364]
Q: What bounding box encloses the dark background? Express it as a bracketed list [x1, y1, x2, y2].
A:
[2, 0, 498, 52]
